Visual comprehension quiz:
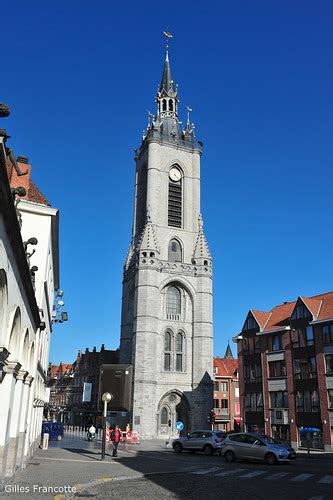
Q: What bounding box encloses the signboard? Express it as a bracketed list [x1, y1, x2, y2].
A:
[82, 382, 92, 402]
[176, 421, 184, 431]
[99, 364, 133, 411]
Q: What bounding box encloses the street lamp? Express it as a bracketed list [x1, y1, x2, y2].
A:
[101, 392, 112, 461]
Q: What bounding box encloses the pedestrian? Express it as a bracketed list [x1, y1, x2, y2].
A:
[111, 425, 121, 457]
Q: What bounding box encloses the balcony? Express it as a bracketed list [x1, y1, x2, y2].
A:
[270, 408, 289, 425]
[214, 408, 230, 420]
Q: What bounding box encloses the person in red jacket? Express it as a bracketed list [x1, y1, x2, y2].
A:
[111, 425, 121, 457]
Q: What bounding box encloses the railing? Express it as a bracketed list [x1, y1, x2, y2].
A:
[214, 408, 230, 419]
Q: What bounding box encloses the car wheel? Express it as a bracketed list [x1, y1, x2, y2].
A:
[173, 442, 183, 454]
[225, 450, 235, 462]
[265, 452, 277, 465]
[203, 444, 213, 456]
[57, 435, 63, 441]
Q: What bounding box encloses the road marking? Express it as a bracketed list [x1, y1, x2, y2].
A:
[34, 456, 120, 464]
[318, 475, 333, 484]
[215, 468, 245, 477]
[265, 472, 290, 480]
[290, 473, 313, 482]
[192, 467, 221, 475]
[239, 470, 266, 479]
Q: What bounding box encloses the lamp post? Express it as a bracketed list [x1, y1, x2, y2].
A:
[101, 392, 112, 461]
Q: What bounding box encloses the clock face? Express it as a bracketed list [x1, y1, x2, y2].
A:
[169, 167, 181, 182]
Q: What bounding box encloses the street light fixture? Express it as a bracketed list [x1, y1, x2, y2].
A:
[101, 392, 112, 461]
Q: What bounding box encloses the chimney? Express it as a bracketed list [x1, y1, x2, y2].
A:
[93, 346, 96, 353]
[85, 347, 89, 354]
[101, 344, 105, 351]
[17, 155, 29, 164]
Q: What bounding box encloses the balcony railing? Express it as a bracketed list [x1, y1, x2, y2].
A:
[214, 408, 230, 419]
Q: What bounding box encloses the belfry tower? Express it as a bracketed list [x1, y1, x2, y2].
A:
[120, 41, 213, 438]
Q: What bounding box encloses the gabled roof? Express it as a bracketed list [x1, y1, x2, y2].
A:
[242, 291, 333, 335]
[250, 310, 271, 330]
[214, 357, 238, 377]
[299, 296, 322, 319]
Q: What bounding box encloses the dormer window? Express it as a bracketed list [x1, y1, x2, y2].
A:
[292, 303, 311, 320]
[243, 315, 257, 331]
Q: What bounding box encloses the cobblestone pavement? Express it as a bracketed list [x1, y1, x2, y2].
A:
[1, 434, 332, 500]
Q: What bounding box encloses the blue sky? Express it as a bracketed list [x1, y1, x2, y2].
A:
[2, 1, 333, 363]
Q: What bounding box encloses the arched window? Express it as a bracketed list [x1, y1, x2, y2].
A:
[161, 407, 168, 425]
[168, 239, 182, 262]
[164, 331, 172, 371]
[168, 166, 182, 228]
[169, 99, 173, 111]
[176, 332, 185, 372]
[162, 99, 167, 111]
[166, 286, 181, 319]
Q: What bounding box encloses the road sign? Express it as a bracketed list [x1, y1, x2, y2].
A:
[176, 421, 184, 431]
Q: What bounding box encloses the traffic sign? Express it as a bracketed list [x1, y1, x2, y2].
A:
[176, 421, 184, 431]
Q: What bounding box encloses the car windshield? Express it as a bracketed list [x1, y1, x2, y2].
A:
[259, 435, 280, 445]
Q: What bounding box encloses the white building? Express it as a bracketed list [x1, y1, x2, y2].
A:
[120, 47, 213, 438]
[0, 124, 59, 484]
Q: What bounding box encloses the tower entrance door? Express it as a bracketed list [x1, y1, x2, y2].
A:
[157, 391, 190, 437]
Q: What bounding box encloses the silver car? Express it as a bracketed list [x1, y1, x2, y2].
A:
[172, 430, 226, 456]
[221, 433, 294, 465]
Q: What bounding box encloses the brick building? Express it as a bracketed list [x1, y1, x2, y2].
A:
[213, 345, 240, 432]
[233, 292, 333, 451]
[47, 345, 119, 427]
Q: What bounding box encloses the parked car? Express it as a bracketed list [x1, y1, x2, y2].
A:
[172, 430, 226, 455]
[221, 432, 294, 465]
[41, 421, 64, 441]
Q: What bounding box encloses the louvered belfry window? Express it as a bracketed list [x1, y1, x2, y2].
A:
[168, 178, 182, 228]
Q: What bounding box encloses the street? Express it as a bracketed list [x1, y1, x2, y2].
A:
[1, 434, 332, 499]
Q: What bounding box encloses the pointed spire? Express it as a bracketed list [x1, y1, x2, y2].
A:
[137, 206, 160, 254]
[159, 51, 175, 94]
[193, 213, 212, 261]
[225, 341, 234, 359]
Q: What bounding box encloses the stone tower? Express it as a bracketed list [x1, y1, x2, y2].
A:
[120, 44, 213, 438]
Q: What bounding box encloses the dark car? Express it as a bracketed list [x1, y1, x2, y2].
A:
[41, 421, 64, 441]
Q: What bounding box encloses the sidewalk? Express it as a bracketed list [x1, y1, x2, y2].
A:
[0, 434, 155, 499]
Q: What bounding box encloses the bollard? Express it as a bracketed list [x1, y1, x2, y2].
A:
[42, 433, 49, 450]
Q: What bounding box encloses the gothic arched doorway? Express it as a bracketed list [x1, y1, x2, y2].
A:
[157, 390, 190, 437]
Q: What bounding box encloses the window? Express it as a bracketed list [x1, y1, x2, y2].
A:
[221, 382, 228, 392]
[221, 399, 228, 409]
[292, 328, 313, 348]
[214, 399, 220, 409]
[168, 168, 182, 228]
[214, 381, 219, 391]
[164, 331, 172, 371]
[169, 99, 173, 111]
[328, 390, 333, 409]
[269, 360, 287, 378]
[270, 391, 288, 408]
[292, 303, 311, 320]
[168, 239, 182, 262]
[294, 358, 317, 379]
[244, 393, 263, 412]
[162, 99, 167, 112]
[325, 354, 333, 373]
[243, 337, 249, 354]
[161, 407, 168, 425]
[243, 315, 257, 331]
[254, 337, 261, 353]
[176, 332, 184, 372]
[166, 286, 181, 317]
[323, 325, 333, 345]
[296, 390, 320, 412]
[244, 364, 262, 383]
[271, 335, 282, 351]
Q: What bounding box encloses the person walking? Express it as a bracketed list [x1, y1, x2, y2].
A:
[111, 425, 121, 457]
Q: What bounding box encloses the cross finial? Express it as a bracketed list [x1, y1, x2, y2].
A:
[186, 105, 192, 124]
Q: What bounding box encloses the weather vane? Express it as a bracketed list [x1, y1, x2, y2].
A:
[163, 30, 173, 52]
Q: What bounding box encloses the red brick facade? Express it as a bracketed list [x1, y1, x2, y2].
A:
[213, 347, 239, 432]
[234, 292, 333, 451]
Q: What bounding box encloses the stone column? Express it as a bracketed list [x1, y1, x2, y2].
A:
[5, 368, 26, 477]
